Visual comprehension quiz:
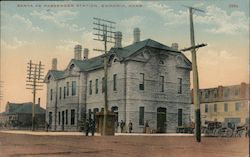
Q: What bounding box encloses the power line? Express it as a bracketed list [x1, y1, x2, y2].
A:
[93, 17, 116, 136]
[26, 60, 45, 131]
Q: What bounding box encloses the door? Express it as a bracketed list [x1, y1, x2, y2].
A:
[111, 106, 119, 132]
[157, 107, 167, 133]
[62, 111, 65, 131]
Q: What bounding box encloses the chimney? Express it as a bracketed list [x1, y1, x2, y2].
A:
[74, 45, 82, 60]
[171, 43, 179, 51]
[51, 58, 57, 70]
[240, 82, 246, 98]
[133, 28, 140, 43]
[38, 98, 40, 106]
[114, 31, 122, 48]
[83, 48, 89, 60]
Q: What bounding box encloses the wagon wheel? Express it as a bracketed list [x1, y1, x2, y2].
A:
[226, 128, 233, 137]
[217, 128, 224, 137]
[214, 128, 221, 137]
[204, 128, 210, 136]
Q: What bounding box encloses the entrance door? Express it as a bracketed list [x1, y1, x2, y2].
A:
[157, 107, 167, 133]
[62, 111, 65, 131]
[111, 106, 118, 132]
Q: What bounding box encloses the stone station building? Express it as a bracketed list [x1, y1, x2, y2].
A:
[45, 28, 192, 133]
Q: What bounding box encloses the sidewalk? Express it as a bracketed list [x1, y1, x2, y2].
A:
[0, 130, 197, 136]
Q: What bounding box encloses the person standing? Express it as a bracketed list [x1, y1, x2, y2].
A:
[128, 120, 133, 133]
[120, 120, 125, 133]
[85, 119, 90, 136]
[90, 119, 96, 136]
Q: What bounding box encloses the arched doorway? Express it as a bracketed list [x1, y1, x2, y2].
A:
[157, 107, 167, 133]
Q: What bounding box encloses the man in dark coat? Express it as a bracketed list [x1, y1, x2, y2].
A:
[90, 119, 96, 136]
[85, 119, 90, 136]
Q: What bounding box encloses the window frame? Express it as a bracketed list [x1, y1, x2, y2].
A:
[113, 74, 117, 91]
[178, 78, 182, 94]
[72, 81, 77, 96]
[139, 73, 145, 90]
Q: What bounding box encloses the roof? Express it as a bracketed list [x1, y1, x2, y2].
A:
[5, 102, 45, 114]
[113, 38, 179, 58]
[48, 70, 65, 80]
[46, 38, 189, 80]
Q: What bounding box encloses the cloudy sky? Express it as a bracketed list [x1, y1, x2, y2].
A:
[0, 0, 249, 111]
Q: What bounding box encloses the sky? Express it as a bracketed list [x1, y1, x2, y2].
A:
[0, 0, 249, 112]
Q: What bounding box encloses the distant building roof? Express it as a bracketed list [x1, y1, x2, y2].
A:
[5, 102, 45, 114]
[46, 38, 190, 81]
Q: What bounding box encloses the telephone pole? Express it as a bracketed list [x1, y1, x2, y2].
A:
[93, 17, 115, 135]
[26, 60, 44, 131]
[181, 6, 207, 142]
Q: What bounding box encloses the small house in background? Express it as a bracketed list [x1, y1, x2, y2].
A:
[0, 99, 46, 129]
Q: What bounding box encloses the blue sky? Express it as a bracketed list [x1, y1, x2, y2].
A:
[0, 0, 249, 111]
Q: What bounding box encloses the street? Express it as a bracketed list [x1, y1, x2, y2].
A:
[0, 131, 249, 157]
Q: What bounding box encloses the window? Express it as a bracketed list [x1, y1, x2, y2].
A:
[235, 102, 241, 112]
[58, 111, 61, 125]
[214, 104, 217, 112]
[178, 78, 182, 94]
[49, 112, 52, 125]
[178, 109, 183, 126]
[95, 79, 98, 94]
[63, 86, 66, 99]
[65, 110, 68, 125]
[160, 76, 164, 92]
[59, 87, 62, 99]
[66, 82, 69, 96]
[71, 109, 75, 125]
[139, 107, 144, 125]
[89, 80, 92, 95]
[113, 74, 117, 91]
[102, 77, 104, 93]
[50, 89, 53, 100]
[205, 104, 208, 113]
[214, 91, 218, 98]
[235, 88, 240, 96]
[224, 88, 229, 97]
[72, 81, 76, 96]
[139, 73, 144, 90]
[224, 103, 228, 112]
[205, 91, 209, 98]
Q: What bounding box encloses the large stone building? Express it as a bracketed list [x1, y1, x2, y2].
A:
[191, 82, 249, 126]
[45, 28, 192, 133]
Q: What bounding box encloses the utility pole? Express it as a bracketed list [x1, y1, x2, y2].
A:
[181, 6, 207, 142]
[93, 17, 115, 135]
[0, 81, 3, 112]
[26, 60, 44, 131]
[0, 45, 3, 112]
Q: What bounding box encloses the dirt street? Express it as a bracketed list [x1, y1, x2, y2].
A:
[0, 132, 248, 157]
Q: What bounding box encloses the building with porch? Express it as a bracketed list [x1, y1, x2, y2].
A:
[45, 28, 192, 133]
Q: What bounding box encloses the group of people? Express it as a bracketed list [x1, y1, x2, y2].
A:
[85, 119, 96, 136]
[119, 120, 133, 133]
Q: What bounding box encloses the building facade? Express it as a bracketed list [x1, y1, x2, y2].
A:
[191, 82, 249, 127]
[45, 28, 192, 133]
[0, 101, 46, 129]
